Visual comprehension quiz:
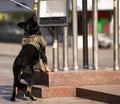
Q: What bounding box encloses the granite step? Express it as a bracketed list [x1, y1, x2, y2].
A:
[32, 85, 76, 98]
[34, 70, 120, 86]
[76, 85, 120, 103]
[18, 84, 120, 101]
[17, 69, 120, 99]
[18, 85, 76, 98]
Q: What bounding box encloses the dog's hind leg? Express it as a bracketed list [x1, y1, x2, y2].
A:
[25, 85, 37, 101]
[25, 68, 37, 101]
[11, 82, 18, 101]
[11, 72, 25, 101]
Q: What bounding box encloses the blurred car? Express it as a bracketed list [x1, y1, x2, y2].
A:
[0, 22, 65, 45]
[0, 22, 24, 43]
[98, 34, 112, 48]
[0, 22, 113, 48]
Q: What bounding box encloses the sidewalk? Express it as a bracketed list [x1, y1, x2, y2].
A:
[0, 42, 116, 68]
[0, 42, 120, 104]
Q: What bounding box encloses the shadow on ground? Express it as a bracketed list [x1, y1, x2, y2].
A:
[76, 88, 120, 104]
[0, 85, 12, 101]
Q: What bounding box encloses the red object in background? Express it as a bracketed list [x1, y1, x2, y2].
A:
[103, 23, 110, 34]
[88, 23, 92, 34]
[88, 23, 110, 34]
[88, 11, 111, 20]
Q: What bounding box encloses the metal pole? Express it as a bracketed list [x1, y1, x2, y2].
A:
[92, 0, 98, 70]
[113, 0, 119, 70]
[72, 0, 79, 70]
[53, 27, 59, 72]
[37, 0, 40, 24]
[34, 0, 40, 25]
[10, 0, 34, 12]
[34, 0, 38, 14]
[63, 27, 69, 71]
[82, 0, 89, 69]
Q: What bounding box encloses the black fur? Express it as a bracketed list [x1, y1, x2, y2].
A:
[17, 14, 39, 36]
[11, 14, 48, 101]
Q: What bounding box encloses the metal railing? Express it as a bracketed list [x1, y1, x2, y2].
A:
[113, 0, 119, 70]
[35, 0, 119, 71]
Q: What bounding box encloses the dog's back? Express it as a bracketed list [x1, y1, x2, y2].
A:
[13, 44, 39, 77]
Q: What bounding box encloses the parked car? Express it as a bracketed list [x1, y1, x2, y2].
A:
[98, 34, 112, 48]
[0, 22, 24, 43]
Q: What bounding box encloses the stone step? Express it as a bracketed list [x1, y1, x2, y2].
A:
[76, 85, 120, 103]
[18, 69, 120, 99]
[32, 85, 76, 98]
[18, 85, 76, 98]
[18, 84, 120, 100]
[34, 70, 120, 86]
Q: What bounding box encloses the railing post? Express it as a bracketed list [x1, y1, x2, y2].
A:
[82, 0, 89, 69]
[92, 0, 99, 70]
[34, 0, 38, 14]
[72, 0, 79, 70]
[63, 27, 69, 71]
[53, 27, 59, 72]
[113, 0, 119, 70]
[37, 0, 40, 25]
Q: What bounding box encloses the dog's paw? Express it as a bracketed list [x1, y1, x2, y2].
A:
[39, 68, 46, 72]
[45, 68, 52, 72]
[26, 92, 37, 101]
[32, 97, 38, 101]
[38, 67, 52, 72]
[10, 97, 16, 102]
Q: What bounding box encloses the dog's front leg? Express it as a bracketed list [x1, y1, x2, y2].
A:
[43, 62, 51, 72]
[34, 61, 45, 72]
[26, 85, 37, 101]
[41, 53, 51, 72]
[11, 83, 18, 101]
[40, 47, 52, 72]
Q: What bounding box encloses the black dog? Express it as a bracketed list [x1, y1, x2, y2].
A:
[11, 15, 51, 101]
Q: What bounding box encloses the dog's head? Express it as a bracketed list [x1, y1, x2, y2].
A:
[17, 14, 39, 36]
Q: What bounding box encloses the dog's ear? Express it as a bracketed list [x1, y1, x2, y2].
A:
[32, 14, 40, 29]
[33, 14, 37, 20]
[31, 14, 38, 24]
[17, 22, 26, 29]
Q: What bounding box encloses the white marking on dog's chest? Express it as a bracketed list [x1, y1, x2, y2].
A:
[20, 71, 23, 76]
